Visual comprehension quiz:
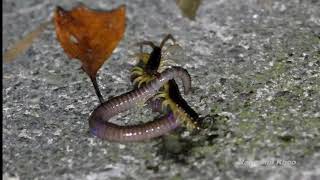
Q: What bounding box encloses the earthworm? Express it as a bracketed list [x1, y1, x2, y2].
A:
[89, 66, 191, 141]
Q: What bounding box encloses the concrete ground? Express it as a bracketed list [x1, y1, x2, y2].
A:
[3, 0, 320, 179]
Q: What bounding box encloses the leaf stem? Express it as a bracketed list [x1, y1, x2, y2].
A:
[90, 75, 104, 104]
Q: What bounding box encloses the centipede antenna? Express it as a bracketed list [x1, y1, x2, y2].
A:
[90, 76, 104, 104]
[160, 34, 176, 48]
[135, 41, 156, 49]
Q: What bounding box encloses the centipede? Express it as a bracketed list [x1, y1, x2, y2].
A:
[88, 34, 200, 142]
[132, 34, 201, 130]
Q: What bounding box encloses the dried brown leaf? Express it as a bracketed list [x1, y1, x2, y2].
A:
[54, 4, 126, 77]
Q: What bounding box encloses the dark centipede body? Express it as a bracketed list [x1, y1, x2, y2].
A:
[168, 80, 201, 126]
[145, 46, 161, 75]
[89, 67, 191, 141]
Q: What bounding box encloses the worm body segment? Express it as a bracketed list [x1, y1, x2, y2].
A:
[89, 67, 191, 141]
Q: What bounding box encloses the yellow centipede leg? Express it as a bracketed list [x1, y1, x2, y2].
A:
[133, 76, 145, 85]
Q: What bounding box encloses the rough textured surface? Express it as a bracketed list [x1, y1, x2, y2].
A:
[3, 0, 320, 179]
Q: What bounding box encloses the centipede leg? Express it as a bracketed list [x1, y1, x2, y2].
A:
[135, 41, 156, 49]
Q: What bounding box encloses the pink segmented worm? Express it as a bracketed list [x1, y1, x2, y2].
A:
[88, 66, 191, 142]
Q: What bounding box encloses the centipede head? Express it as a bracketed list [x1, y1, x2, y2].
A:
[132, 34, 178, 75]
